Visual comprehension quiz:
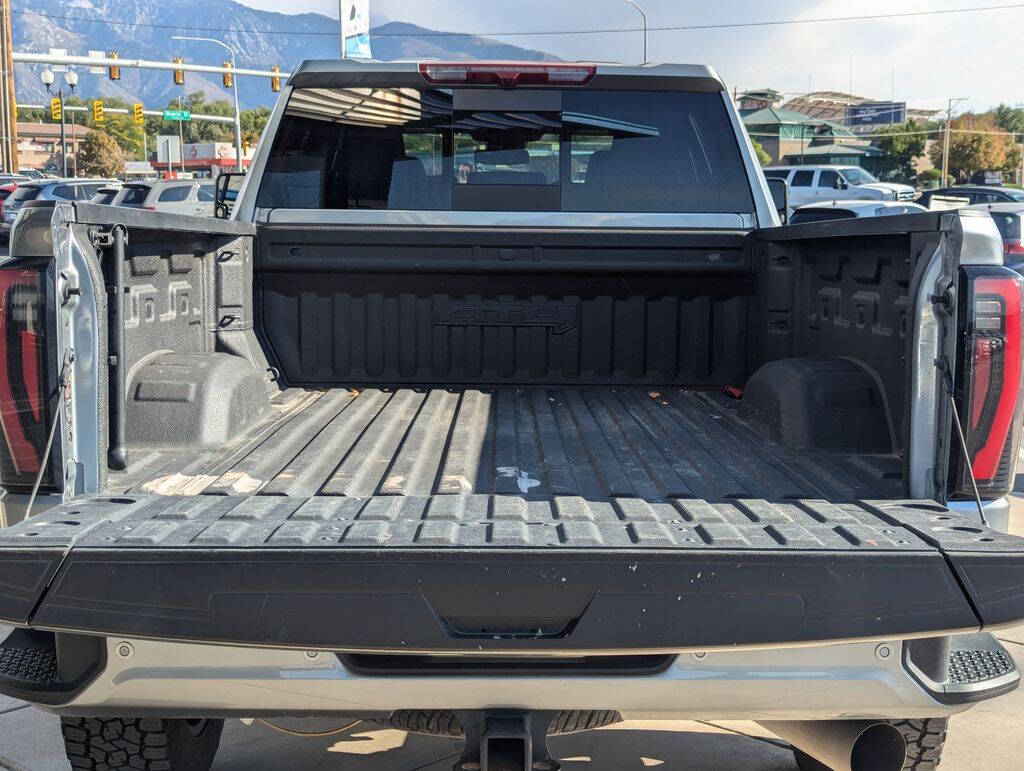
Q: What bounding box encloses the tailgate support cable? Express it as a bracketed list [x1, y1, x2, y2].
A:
[937, 358, 988, 526]
[25, 349, 74, 520]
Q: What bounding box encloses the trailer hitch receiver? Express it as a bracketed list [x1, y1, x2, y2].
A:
[454, 711, 559, 771]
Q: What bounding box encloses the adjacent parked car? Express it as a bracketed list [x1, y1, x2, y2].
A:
[967, 203, 1024, 266]
[789, 200, 927, 225]
[918, 186, 1024, 210]
[0, 174, 30, 186]
[1, 178, 117, 241]
[763, 165, 916, 208]
[89, 186, 124, 206]
[109, 182, 153, 209]
[137, 179, 217, 216]
[0, 183, 17, 243]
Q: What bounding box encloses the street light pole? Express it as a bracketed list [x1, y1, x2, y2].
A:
[41, 68, 77, 177]
[616, 0, 648, 64]
[170, 36, 245, 173]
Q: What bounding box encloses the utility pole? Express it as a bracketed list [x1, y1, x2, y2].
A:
[0, 0, 18, 173]
[942, 97, 969, 186]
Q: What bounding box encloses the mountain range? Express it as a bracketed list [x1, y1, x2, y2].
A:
[12, 0, 558, 110]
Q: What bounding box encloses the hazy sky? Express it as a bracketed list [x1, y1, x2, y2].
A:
[236, 0, 1024, 111]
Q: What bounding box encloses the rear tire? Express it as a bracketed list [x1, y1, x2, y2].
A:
[791, 718, 947, 771]
[61, 716, 224, 770]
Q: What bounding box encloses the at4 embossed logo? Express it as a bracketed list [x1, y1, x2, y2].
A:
[435, 302, 579, 335]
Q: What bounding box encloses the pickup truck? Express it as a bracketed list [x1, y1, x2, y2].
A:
[0, 60, 1023, 771]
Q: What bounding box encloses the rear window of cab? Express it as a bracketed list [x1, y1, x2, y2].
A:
[257, 87, 754, 214]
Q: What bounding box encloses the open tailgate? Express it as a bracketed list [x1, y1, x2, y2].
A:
[1, 495, 1023, 652]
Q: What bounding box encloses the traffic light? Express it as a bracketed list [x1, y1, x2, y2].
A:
[270, 65, 281, 93]
[92, 100, 105, 123]
[132, 102, 145, 125]
[222, 61, 233, 89]
[173, 57, 185, 86]
[108, 51, 120, 81]
[50, 98, 62, 121]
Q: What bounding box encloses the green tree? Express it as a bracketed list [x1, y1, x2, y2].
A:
[994, 104, 1024, 136]
[928, 113, 1019, 181]
[751, 139, 771, 167]
[77, 130, 126, 177]
[873, 120, 928, 181]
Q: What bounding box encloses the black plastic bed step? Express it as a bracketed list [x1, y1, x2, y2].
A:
[1, 495, 1024, 652]
[905, 633, 1021, 704]
[0, 628, 105, 705]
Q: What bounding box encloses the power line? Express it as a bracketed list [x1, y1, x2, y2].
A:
[10, 2, 1024, 39]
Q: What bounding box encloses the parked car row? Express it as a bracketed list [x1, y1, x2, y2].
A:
[0, 177, 219, 243]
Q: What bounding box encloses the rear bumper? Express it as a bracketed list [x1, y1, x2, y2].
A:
[3, 496, 1024, 653]
[6, 633, 1018, 721]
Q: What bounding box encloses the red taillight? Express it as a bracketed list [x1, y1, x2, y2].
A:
[958, 271, 1024, 495]
[1005, 240, 1024, 256]
[143, 206, 157, 211]
[0, 266, 55, 490]
[419, 61, 596, 88]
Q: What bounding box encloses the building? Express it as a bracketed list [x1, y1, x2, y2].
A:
[783, 91, 940, 133]
[150, 141, 254, 178]
[16, 121, 91, 174]
[737, 89, 784, 116]
[742, 108, 885, 169]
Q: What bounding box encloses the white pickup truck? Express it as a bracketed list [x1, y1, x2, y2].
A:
[764, 165, 917, 209]
[0, 60, 1022, 771]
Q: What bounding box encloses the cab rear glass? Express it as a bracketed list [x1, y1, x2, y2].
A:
[257, 87, 754, 214]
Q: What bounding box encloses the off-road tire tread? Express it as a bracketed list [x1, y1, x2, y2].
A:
[60, 717, 224, 770]
[893, 718, 947, 770]
[375, 709, 622, 737]
[792, 717, 947, 771]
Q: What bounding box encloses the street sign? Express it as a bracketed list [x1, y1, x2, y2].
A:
[49, 48, 67, 72]
[341, 0, 372, 59]
[162, 109, 191, 122]
[88, 50, 106, 75]
[156, 136, 182, 164]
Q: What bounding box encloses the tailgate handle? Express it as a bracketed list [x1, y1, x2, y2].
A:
[439, 617, 579, 640]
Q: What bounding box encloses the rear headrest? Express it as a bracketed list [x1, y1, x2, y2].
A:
[476, 148, 531, 167]
[467, 171, 548, 186]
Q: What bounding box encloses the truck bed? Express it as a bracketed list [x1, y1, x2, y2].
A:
[112, 386, 901, 502]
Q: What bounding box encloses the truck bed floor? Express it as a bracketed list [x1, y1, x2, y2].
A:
[113, 387, 901, 502]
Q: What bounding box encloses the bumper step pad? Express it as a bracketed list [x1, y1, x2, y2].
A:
[1, 495, 1024, 651]
[906, 633, 1020, 704]
[0, 628, 104, 705]
[949, 647, 1016, 685]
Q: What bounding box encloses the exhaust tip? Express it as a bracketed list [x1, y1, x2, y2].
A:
[851, 723, 907, 771]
